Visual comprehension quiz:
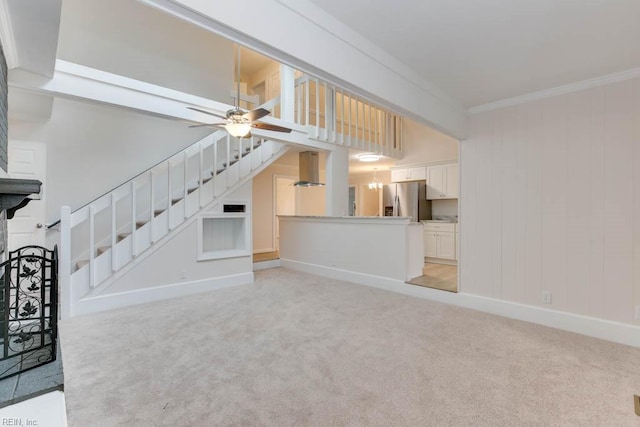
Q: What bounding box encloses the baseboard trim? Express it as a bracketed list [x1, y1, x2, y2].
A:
[253, 259, 281, 271]
[253, 248, 276, 254]
[281, 259, 640, 348]
[425, 257, 457, 266]
[280, 259, 405, 290]
[71, 272, 254, 317]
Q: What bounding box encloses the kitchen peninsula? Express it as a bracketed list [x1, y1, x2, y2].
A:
[278, 216, 424, 284]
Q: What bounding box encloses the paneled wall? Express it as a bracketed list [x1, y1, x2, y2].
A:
[461, 77, 640, 326]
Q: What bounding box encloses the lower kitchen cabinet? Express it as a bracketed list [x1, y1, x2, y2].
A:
[423, 222, 457, 261]
[424, 231, 438, 258]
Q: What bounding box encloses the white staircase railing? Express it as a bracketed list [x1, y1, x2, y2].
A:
[58, 131, 285, 311]
[52, 63, 406, 318]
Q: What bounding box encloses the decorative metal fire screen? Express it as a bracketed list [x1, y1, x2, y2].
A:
[0, 246, 58, 380]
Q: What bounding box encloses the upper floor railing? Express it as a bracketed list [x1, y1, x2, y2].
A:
[292, 75, 402, 158]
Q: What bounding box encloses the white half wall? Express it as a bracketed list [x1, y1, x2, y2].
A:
[462, 76, 640, 327]
[279, 216, 423, 281]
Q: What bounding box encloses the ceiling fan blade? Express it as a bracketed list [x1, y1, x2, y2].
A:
[244, 108, 271, 122]
[189, 123, 226, 128]
[189, 123, 225, 129]
[251, 122, 292, 133]
[187, 106, 227, 120]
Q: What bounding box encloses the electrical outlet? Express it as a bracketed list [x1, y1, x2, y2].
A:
[635, 305, 640, 321]
[542, 291, 552, 305]
[179, 271, 187, 280]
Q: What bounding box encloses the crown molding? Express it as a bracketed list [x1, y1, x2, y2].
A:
[0, 0, 18, 69]
[469, 67, 640, 114]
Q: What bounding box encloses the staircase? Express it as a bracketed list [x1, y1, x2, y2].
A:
[57, 130, 287, 314]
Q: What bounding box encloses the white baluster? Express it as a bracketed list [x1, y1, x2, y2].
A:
[89, 205, 95, 288]
[131, 181, 136, 257]
[348, 94, 352, 147]
[199, 144, 203, 208]
[315, 79, 320, 138]
[340, 90, 345, 145]
[296, 81, 302, 124]
[59, 206, 72, 319]
[373, 108, 379, 150]
[150, 171, 155, 244]
[183, 151, 188, 219]
[324, 83, 331, 141]
[213, 137, 218, 195]
[167, 160, 172, 230]
[110, 193, 116, 273]
[305, 79, 310, 127]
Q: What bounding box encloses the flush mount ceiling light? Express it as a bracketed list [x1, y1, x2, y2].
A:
[358, 154, 381, 162]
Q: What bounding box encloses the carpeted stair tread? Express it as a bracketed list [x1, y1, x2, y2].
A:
[75, 260, 89, 271]
[117, 233, 130, 242]
[96, 246, 110, 256]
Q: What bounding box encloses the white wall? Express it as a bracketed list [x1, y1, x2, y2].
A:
[461, 76, 640, 326]
[58, 0, 233, 102]
[252, 151, 326, 252]
[396, 119, 459, 166]
[96, 182, 253, 296]
[8, 97, 211, 223]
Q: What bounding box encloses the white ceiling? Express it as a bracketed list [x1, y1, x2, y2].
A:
[308, 0, 640, 108]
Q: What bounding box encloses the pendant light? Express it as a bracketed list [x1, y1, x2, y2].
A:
[368, 168, 383, 190]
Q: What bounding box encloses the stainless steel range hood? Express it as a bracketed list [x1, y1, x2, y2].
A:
[293, 151, 325, 187]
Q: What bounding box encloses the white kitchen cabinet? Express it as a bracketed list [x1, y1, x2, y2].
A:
[424, 231, 438, 257]
[437, 232, 456, 260]
[391, 166, 426, 182]
[426, 163, 459, 199]
[423, 222, 457, 261]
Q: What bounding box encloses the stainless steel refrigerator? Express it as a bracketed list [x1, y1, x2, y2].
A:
[382, 182, 431, 221]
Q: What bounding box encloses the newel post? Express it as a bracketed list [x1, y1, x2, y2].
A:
[59, 205, 72, 319]
[280, 64, 295, 122]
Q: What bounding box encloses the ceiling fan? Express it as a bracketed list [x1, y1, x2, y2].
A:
[187, 45, 292, 138]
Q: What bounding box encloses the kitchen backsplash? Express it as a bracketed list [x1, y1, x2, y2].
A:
[432, 199, 458, 218]
[432, 215, 458, 223]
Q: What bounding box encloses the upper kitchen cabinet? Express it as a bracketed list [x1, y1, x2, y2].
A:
[390, 166, 426, 183]
[426, 163, 459, 199]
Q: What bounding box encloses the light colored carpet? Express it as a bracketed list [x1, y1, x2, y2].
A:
[60, 268, 640, 426]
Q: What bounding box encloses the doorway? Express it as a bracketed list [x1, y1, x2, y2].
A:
[348, 186, 356, 216]
[7, 141, 47, 250]
[273, 176, 296, 253]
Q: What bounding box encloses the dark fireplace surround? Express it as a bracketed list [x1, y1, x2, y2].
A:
[0, 42, 41, 249]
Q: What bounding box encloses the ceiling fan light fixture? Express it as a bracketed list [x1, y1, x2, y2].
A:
[358, 153, 381, 162]
[225, 122, 252, 138]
